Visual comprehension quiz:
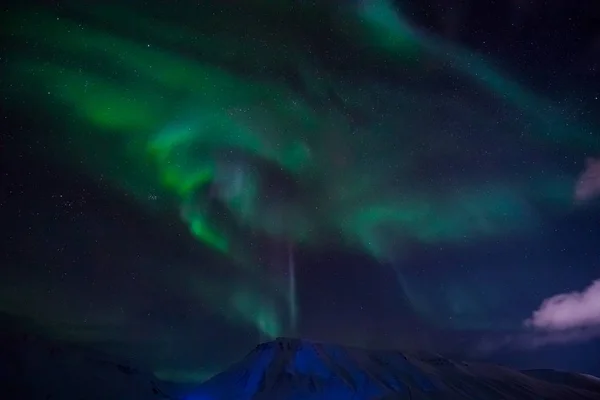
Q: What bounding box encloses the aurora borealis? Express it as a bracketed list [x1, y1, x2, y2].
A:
[2, 0, 600, 381]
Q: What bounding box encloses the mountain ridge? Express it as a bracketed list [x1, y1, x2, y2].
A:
[2, 328, 600, 400]
[0, 318, 173, 400]
[190, 337, 600, 399]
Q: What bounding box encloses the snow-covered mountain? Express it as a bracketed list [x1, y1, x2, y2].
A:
[2, 331, 599, 400]
[0, 325, 172, 400]
[189, 337, 600, 400]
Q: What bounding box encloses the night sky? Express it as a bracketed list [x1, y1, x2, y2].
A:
[2, 0, 600, 383]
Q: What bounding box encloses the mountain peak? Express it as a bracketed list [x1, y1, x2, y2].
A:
[256, 336, 304, 351]
[190, 338, 600, 399]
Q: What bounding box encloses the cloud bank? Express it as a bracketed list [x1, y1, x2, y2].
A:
[525, 279, 600, 331]
[575, 158, 600, 203]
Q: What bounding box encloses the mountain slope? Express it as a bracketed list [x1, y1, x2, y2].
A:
[0, 322, 172, 400]
[189, 337, 600, 400]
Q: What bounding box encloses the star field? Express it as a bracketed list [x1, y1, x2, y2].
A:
[1, 0, 600, 382]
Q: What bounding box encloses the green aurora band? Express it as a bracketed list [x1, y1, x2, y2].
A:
[2, 0, 597, 345]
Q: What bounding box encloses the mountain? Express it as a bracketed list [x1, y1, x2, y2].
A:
[189, 337, 600, 400]
[0, 320, 172, 400]
[2, 331, 599, 400]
